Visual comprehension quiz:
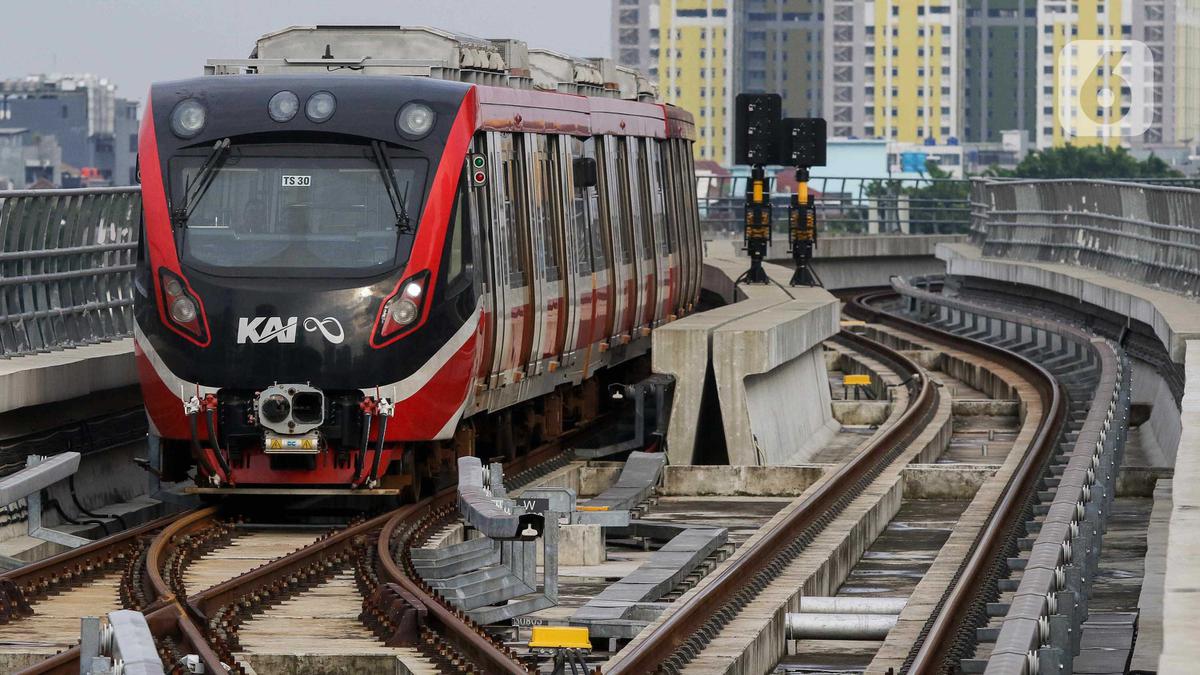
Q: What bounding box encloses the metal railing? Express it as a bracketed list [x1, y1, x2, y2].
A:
[697, 175, 973, 238]
[971, 178, 1200, 297]
[0, 187, 140, 357]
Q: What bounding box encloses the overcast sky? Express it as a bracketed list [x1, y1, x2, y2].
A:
[1, 1, 613, 104]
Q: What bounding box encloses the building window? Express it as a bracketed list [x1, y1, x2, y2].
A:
[61, 105, 68, 119]
[129, 134, 138, 153]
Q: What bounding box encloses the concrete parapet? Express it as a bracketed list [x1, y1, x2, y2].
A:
[711, 293, 841, 465]
[815, 234, 967, 259]
[938, 243, 1200, 363]
[1161, 340, 1200, 672]
[0, 339, 137, 414]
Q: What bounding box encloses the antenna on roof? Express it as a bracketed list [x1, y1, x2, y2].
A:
[322, 44, 334, 60]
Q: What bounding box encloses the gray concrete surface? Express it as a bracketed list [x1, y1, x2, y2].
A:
[657, 243, 838, 466]
[0, 339, 136, 413]
[712, 293, 841, 465]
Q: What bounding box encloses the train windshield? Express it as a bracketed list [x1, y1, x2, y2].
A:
[170, 142, 428, 276]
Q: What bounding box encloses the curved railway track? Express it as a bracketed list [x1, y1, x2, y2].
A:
[607, 319, 940, 674]
[9, 431, 578, 675]
[606, 288, 1073, 675]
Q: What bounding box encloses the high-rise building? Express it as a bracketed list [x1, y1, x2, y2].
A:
[740, 1, 824, 118]
[1033, 0, 1200, 149]
[613, 0, 660, 79]
[657, 0, 736, 163]
[655, 0, 824, 163]
[963, 1, 1038, 143]
[824, 0, 963, 144]
[0, 74, 139, 185]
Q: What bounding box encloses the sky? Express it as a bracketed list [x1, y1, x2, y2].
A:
[0, 0, 613, 104]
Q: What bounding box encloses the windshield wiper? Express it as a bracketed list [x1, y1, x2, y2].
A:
[173, 138, 232, 227]
[371, 141, 413, 233]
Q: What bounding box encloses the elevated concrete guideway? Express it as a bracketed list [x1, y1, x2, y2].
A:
[939, 177, 1200, 672]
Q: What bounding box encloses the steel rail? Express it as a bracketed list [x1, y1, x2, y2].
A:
[845, 289, 1067, 674]
[606, 327, 937, 674]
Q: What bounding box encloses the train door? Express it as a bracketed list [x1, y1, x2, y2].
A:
[624, 138, 652, 331]
[579, 137, 611, 376]
[683, 142, 702, 308]
[557, 137, 586, 363]
[524, 134, 567, 371]
[670, 139, 699, 311]
[645, 140, 674, 322]
[633, 138, 662, 327]
[487, 131, 533, 388]
[596, 136, 631, 342]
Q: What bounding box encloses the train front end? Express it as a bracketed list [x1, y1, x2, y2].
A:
[133, 75, 480, 494]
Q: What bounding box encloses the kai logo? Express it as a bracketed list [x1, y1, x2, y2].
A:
[236, 316, 345, 345]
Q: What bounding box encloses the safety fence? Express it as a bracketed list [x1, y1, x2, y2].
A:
[0, 187, 140, 357]
[697, 174, 973, 238]
[971, 179, 1200, 297]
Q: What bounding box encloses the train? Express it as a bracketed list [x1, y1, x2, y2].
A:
[133, 26, 702, 497]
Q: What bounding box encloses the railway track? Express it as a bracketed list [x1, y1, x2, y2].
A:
[606, 321, 940, 674]
[606, 287, 1127, 675]
[8, 431, 578, 674]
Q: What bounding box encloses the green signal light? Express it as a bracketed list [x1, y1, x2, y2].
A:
[472, 155, 486, 168]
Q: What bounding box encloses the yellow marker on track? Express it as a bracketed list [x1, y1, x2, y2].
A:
[529, 626, 592, 650]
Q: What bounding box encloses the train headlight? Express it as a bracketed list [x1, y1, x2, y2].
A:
[260, 393, 291, 425]
[372, 270, 431, 346]
[169, 295, 197, 324]
[268, 91, 299, 122]
[305, 91, 336, 123]
[396, 102, 435, 139]
[158, 268, 209, 345]
[389, 298, 419, 327]
[170, 99, 207, 139]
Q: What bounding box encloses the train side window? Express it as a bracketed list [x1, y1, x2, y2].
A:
[565, 137, 592, 276]
[502, 133, 529, 287]
[584, 137, 609, 273]
[654, 140, 678, 256]
[636, 139, 658, 260]
[535, 135, 563, 283]
[444, 170, 471, 287]
[613, 138, 634, 265]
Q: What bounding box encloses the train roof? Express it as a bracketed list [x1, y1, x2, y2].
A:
[203, 25, 695, 141]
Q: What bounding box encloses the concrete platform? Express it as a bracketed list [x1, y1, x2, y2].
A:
[0, 339, 136, 413]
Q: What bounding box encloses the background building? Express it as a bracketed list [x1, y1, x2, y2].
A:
[0, 74, 139, 185]
[824, 0, 962, 144]
[656, 0, 736, 163]
[963, 0, 1038, 143]
[613, 0, 660, 79]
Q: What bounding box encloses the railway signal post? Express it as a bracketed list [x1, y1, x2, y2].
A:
[783, 117, 827, 287]
[734, 93, 782, 285]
